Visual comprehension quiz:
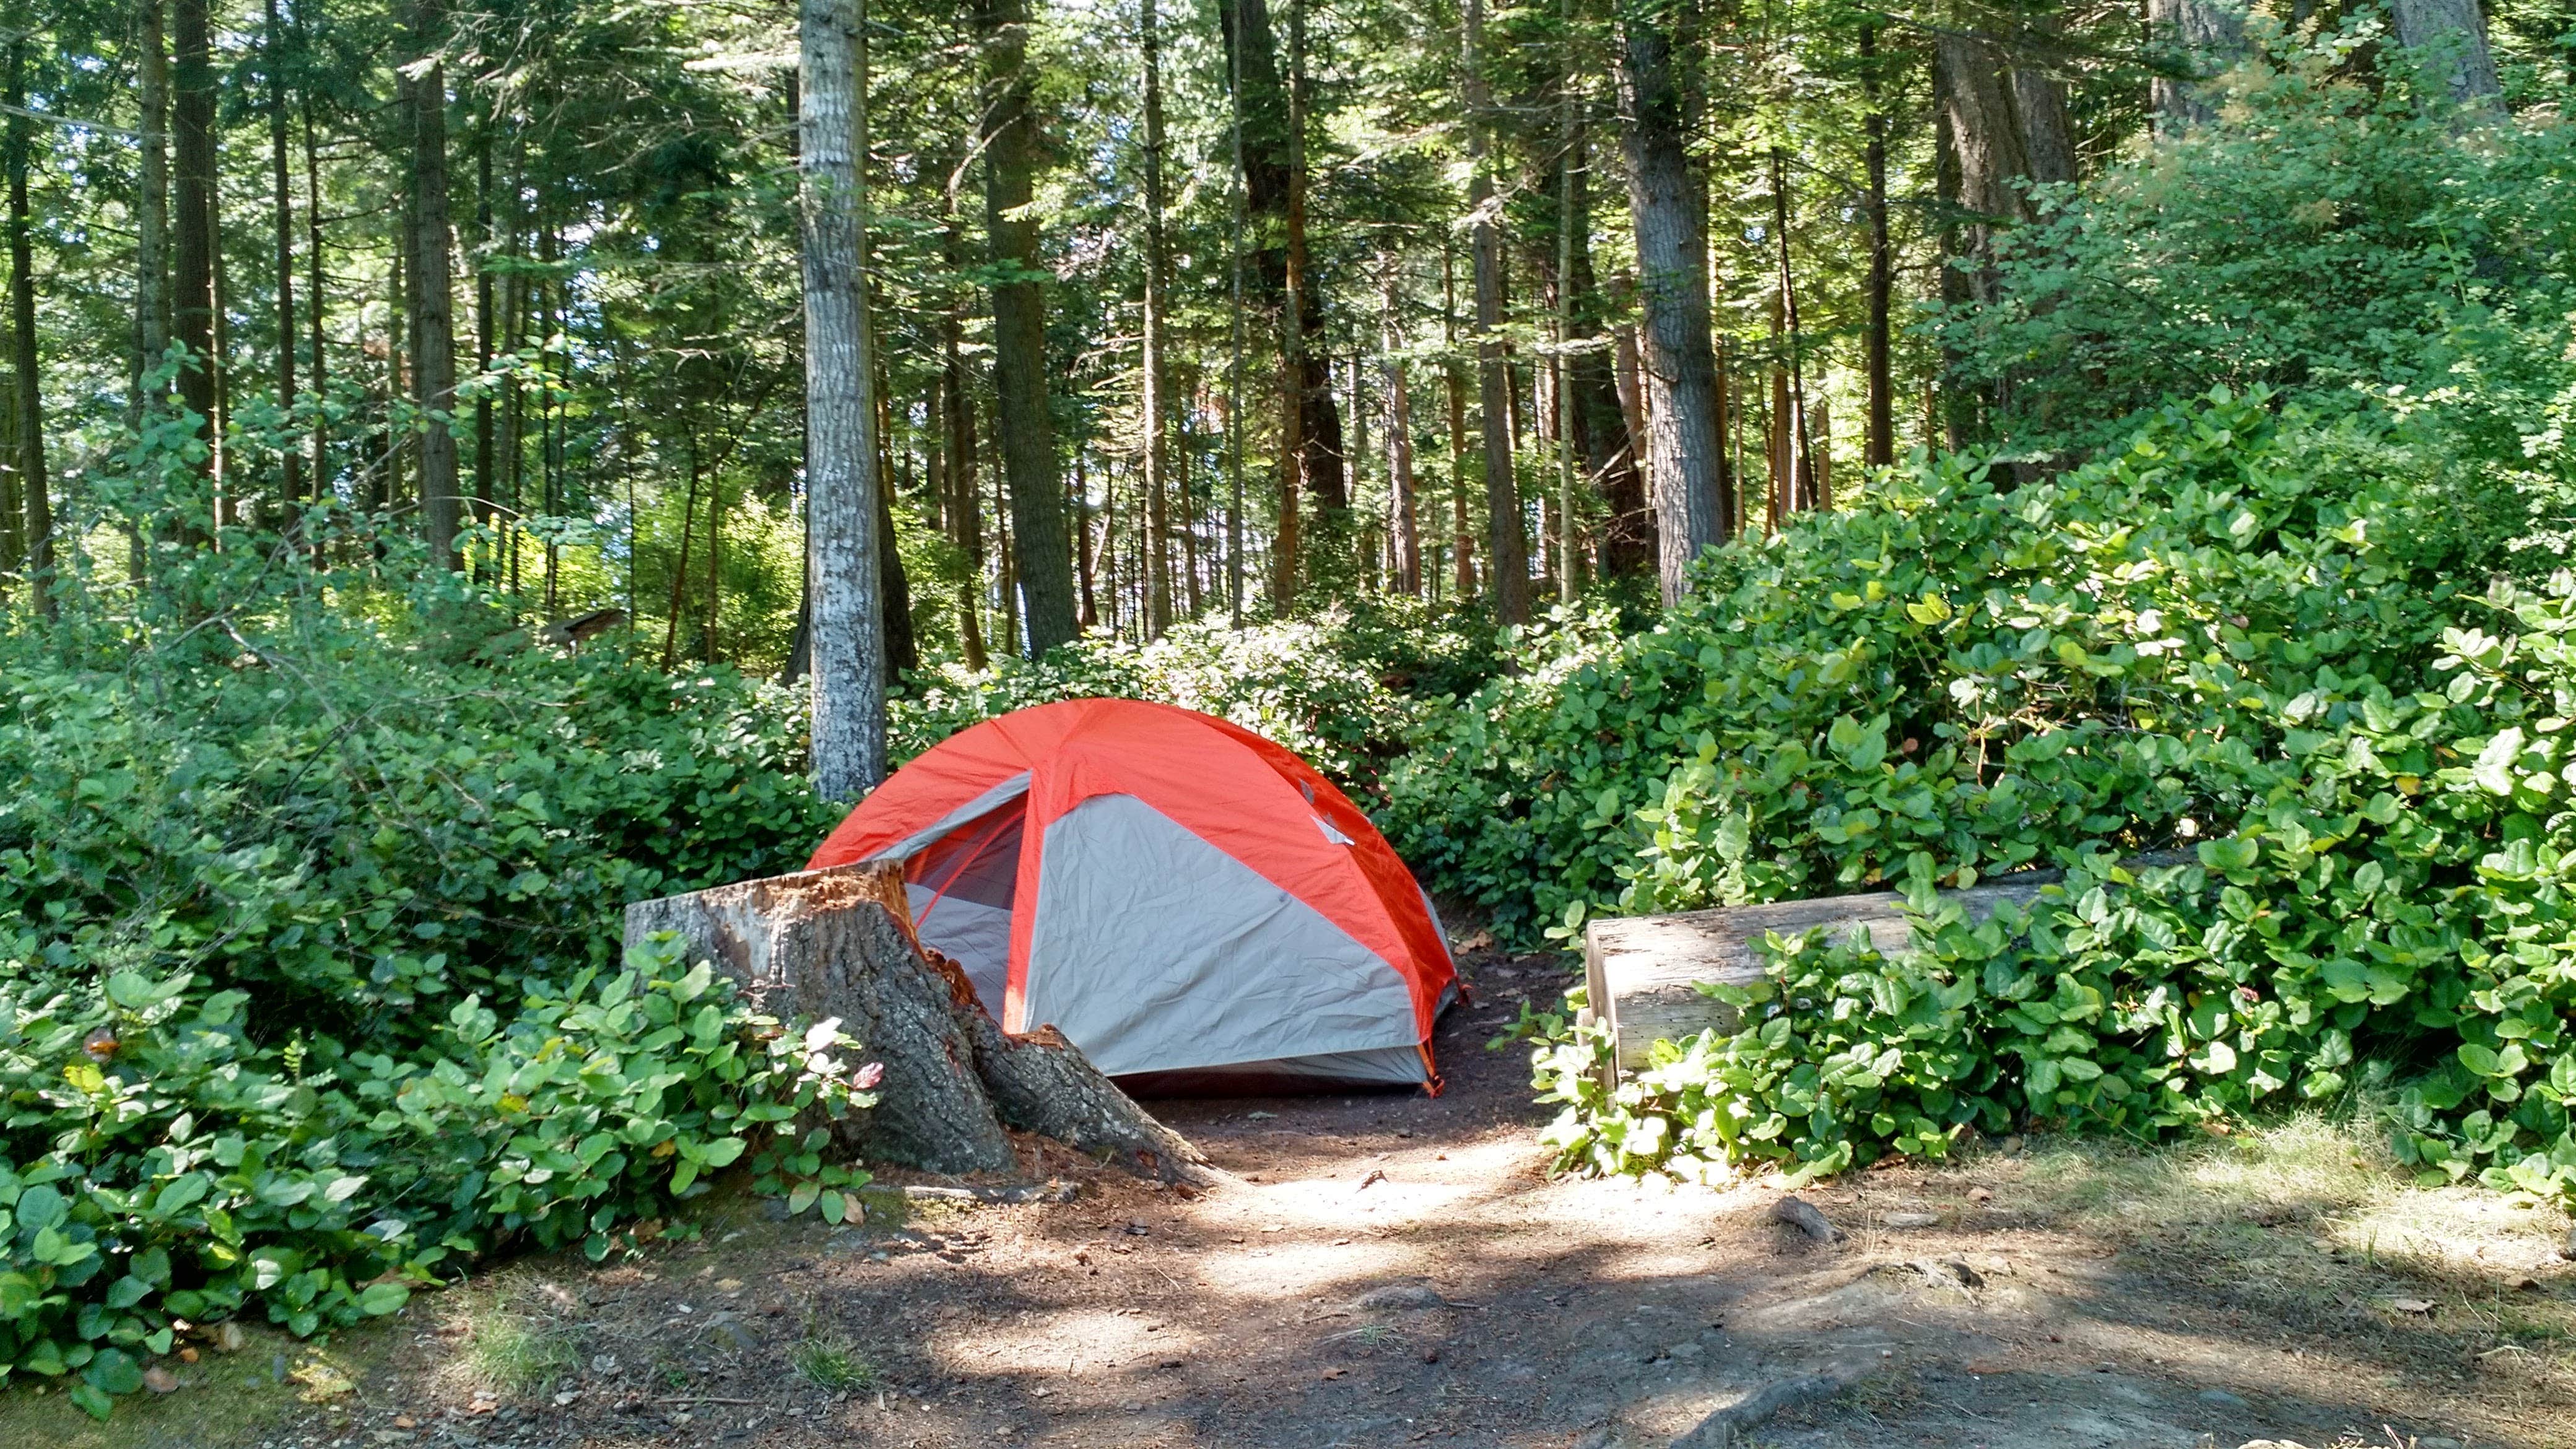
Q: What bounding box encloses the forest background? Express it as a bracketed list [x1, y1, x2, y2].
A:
[4, 0, 2576, 1422]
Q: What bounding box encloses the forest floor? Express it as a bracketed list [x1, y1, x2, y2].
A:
[13, 946, 2576, 1449]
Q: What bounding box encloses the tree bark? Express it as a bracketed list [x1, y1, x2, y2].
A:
[1612, 2, 1728, 606]
[1463, 0, 1527, 624]
[624, 861, 1214, 1183]
[266, 0, 300, 512]
[4, 41, 49, 614]
[1861, 21, 1893, 469]
[406, 0, 460, 572]
[979, 0, 1077, 656]
[137, 0, 170, 409]
[800, 0, 886, 799]
[1440, 243, 1474, 599]
[1380, 267, 1419, 596]
[2390, 0, 2504, 110]
[2147, 0, 2249, 134]
[171, 0, 217, 485]
[1220, 0, 1344, 552]
[303, 95, 328, 507]
[1139, 0, 1173, 638]
[939, 229, 988, 669]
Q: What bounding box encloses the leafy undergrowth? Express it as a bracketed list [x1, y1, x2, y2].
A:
[0, 536, 878, 1416]
[1429, 389, 2576, 1214]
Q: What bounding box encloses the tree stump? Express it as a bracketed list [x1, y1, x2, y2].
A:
[622, 861, 1213, 1185]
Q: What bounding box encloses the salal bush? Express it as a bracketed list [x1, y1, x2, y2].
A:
[0, 936, 870, 1417]
[1536, 591, 2576, 1204]
[1383, 389, 2465, 940]
[1404, 389, 2576, 1207]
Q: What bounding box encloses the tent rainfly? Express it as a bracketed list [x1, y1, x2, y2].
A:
[806, 698, 1458, 1094]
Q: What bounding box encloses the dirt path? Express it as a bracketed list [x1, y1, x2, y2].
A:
[46, 951, 2576, 1449]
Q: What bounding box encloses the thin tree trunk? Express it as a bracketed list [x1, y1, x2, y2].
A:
[1613, 1, 1728, 606]
[1463, 0, 1526, 624]
[1861, 20, 1893, 469]
[663, 433, 700, 667]
[172, 0, 217, 489]
[407, 1, 460, 572]
[1380, 266, 1418, 596]
[303, 97, 328, 513]
[941, 207, 988, 669]
[1224, 19, 1248, 627]
[800, 0, 886, 798]
[472, 137, 494, 528]
[4, 41, 48, 613]
[1139, 0, 1173, 638]
[1441, 242, 1474, 598]
[1554, 29, 1580, 603]
[979, 0, 1077, 655]
[1770, 148, 1815, 513]
[266, 0, 300, 512]
[137, 0, 170, 410]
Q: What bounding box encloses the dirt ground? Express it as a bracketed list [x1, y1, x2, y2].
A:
[18, 947, 2576, 1449]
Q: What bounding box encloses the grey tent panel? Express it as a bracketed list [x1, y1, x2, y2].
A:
[906, 886, 1013, 1014]
[1020, 793, 1422, 1077]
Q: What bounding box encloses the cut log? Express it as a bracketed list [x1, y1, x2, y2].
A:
[622, 861, 1212, 1185]
[1584, 876, 2053, 1082]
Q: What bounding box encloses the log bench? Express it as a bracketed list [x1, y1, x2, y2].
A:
[1581, 854, 2194, 1081]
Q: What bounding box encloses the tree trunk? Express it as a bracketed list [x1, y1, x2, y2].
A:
[172, 0, 217, 485]
[800, 0, 886, 799]
[1613, 2, 1728, 606]
[2390, 0, 2504, 110]
[303, 94, 328, 507]
[2147, 0, 2249, 134]
[979, 0, 1077, 656]
[1463, 0, 1527, 624]
[877, 456, 918, 676]
[1221, 0, 1344, 558]
[4, 41, 49, 615]
[137, 0, 170, 408]
[1380, 268, 1419, 596]
[1861, 21, 1893, 468]
[940, 234, 988, 670]
[266, 0, 300, 512]
[624, 861, 1214, 1183]
[1440, 243, 1474, 599]
[406, 1, 460, 572]
[1552, 30, 1580, 604]
[1139, 0, 1173, 638]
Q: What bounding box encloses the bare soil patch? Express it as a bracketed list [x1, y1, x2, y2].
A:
[17, 948, 2576, 1449]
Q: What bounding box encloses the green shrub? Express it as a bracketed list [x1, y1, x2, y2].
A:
[0, 935, 872, 1417]
[1477, 392, 2576, 1209]
[1935, 23, 2576, 544]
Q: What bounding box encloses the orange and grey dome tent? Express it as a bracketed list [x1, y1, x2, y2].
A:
[806, 698, 1458, 1093]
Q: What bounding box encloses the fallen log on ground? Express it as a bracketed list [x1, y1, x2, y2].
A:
[623, 860, 1214, 1185]
[1583, 853, 2192, 1080]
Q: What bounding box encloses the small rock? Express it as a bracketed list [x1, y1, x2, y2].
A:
[1420, 1347, 1440, 1364]
[179, 1347, 200, 1364]
[1884, 1211, 1941, 1229]
[2198, 1388, 2248, 1409]
[591, 1354, 619, 1376]
[1969, 1186, 1994, 1204]
[1354, 1284, 1446, 1312]
[392, 1416, 417, 1430]
[1770, 1195, 1840, 1242]
[2000, 1135, 2025, 1155]
[1120, 1399, 1144, 1412]
[2388, 1297, 2436, 1315]
[2417, 1438, 2463, 1449]
[1910, 1257, 1983, 1288]
[143, 1366, 180, 1394]
[213, 1321, 247, 1353]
